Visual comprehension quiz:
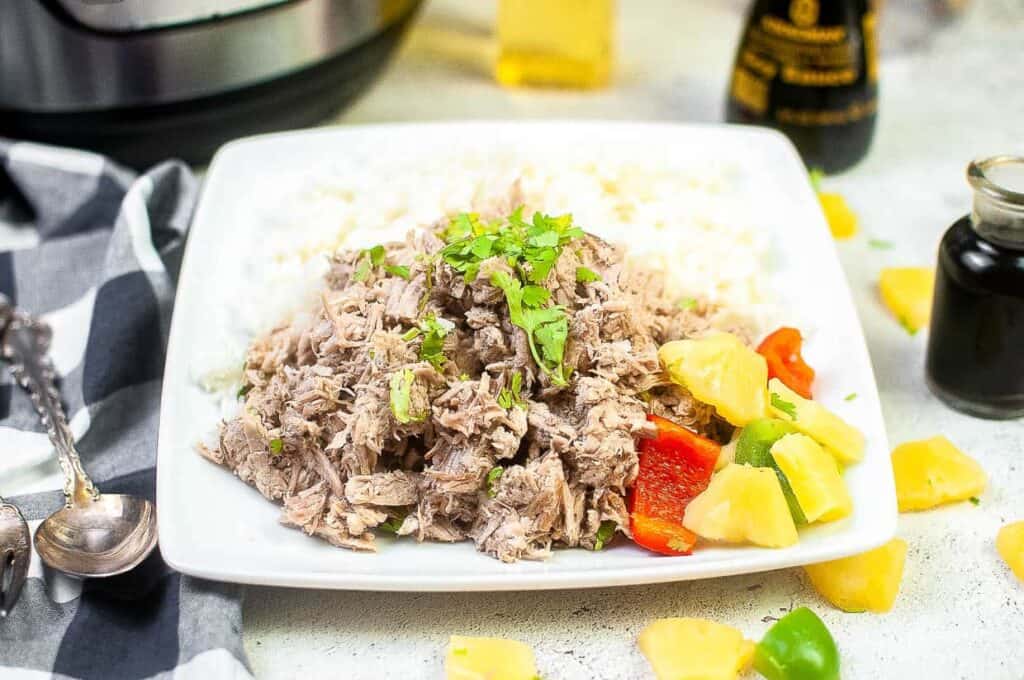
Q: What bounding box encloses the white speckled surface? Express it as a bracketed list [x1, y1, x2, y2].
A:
[241, 1, 1024, 677]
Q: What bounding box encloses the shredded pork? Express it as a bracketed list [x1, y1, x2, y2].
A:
[201, 206, 750, 562]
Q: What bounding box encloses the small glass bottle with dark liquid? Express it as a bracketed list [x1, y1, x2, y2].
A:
[926, 157, 1024, 419]
[726, 0, 879, 173]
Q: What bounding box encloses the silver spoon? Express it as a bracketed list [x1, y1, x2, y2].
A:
[0, 300, 158, 578]
[0, 496, 30, 617]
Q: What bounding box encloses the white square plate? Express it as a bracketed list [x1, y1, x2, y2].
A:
[157, 122, 896, 591]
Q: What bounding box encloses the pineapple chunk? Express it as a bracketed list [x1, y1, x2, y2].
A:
[683, 463, 798, 548]
[891, 436, 986, 512]
[804, 538, 908, 613]
[819, 193, 858, 240]
[997, 522, 1024, 583]
[771, 434, 852, 523]
[767, 379, 865, 465]
[659, 333, 768, 427]
[879, 267, 935, 335]
[639, 618, 755, 680]
[445, 636, 538, 680]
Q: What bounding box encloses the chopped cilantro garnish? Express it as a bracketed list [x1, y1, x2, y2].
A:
[384, 264, 411, 280]
[486, 467, 504, 497]
[491, 270, 571, 385]
[389, 369, 426, 424]
[771, 393, 798, 420]
[575, 266, 601, 283]
[969, 496, 980, 506]
[237, 383, 252, 400]
[353, 244, 386, 282]
[439, 208, 584, 385]
[868, 238, 894, 250]
[458, 373, 470, 381]
[378, 512, 407, 534]
[268, 438, 283, 455]
[353, 244, 412, 282]
[677, 297, 697, 311]
[593, 520, 616, 551]
[497, 372, 528, 410]
[521, 285, 551, 307]
[844, 392, 858, 401]
[418, 314, 452, 371]
[401, 314, 453, 370]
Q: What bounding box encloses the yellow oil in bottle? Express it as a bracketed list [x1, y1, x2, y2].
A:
[495, 0, 613, 89]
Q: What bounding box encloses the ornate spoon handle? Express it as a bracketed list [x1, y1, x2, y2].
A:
[1, 307, 98, 507]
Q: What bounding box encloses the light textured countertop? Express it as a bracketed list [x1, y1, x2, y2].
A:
[237, 1, 1024, 678]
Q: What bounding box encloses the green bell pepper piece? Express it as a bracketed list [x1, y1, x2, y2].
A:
[735, 418, 808, 524]
[755, 607, 840, 680]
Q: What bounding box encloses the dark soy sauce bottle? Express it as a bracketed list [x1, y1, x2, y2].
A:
[926, 157, 1024, 419]
[726, 0, 879, 173]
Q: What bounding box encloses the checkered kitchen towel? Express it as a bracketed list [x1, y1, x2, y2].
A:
[0, 141, 251, 679]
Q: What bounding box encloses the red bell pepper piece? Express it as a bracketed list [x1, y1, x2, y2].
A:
[629, 414, 720, 556]
[757, 327, 815, 399]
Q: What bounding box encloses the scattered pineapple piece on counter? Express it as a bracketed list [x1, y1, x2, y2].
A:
[804, 538, 908, 613]
[879, 267, 935, 335]
[771, 434, 852, 523]
[997, 522, 1024, 583]
[639, 618, 755, 680]
[659, 332, 769, 427]
[891, 436, 986, 512]
[445, 636, 538, 680]
[683, 463, 799, 548]
[767, 379, 865, 465]
[819, 193, 859, 240]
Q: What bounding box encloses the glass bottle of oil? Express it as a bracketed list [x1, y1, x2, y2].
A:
[726, 0, 879, 173]
[495, 0, 613, 89]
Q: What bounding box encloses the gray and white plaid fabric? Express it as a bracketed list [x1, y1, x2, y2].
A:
[0, 140, 251, 679]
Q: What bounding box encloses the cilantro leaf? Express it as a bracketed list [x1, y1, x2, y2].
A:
[593, 520, 616, 551]
[389, 369, 426, 424]
[844, 392, 858, 401]
[417, 313, 452, 371]
[521, 285, 551, 307]
[868, 238, 894, 250]
[353, 244, 411, 282]
[369, 244, 386, 265]
[269, 438, 283, 455]
[969, 496, 980, 506]
[378, 511, 408, 534]
[352, 256, 372, 282]
[497, 371, 527, 410]
[486, 467, 504, 497]
[384, 264, 411, 280]
[677, 297, 697, 311]
[771, 392, 798, 420]
[237, 383, 252, 400]
[575, 266, 601, 283]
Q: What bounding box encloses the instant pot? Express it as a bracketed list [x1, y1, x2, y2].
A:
[0, 1, 422, 167]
